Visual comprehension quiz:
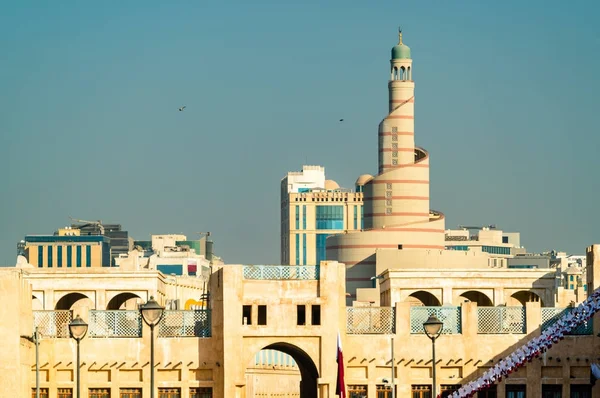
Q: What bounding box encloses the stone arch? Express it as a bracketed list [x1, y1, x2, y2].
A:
[459, 290, 493, 306]
[55, 292, 94, 313]
[106, 292, 143, 310]
[32, 294, 43, 310]
[245, 341, 319, 398]
[406, 290, 441, 306]
[508, 290, 544, 307]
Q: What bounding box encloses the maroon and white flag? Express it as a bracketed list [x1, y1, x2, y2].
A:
[336, 331, 346, 398]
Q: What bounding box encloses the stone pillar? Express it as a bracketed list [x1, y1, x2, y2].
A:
[525, 301, 541, 336]
[461, 302, 478, 339]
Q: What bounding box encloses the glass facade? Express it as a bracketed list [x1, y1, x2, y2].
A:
[295, 206, 299, 229]
[302, 234, 307, 265]
[76, 246, 82, 267]
[316, 206, 344, 229]
[295, 235, 300, 265]
[38, 247, 43, 267]
[361, 206, 364, 229]
[353, 206, 358, 229]
[67, 246, 72, 267]
[316, 234, 330, 265]
[86, 245, 92, 267]
[47, 246, 53, 267]
[447, 245, 469, 251]
[482, 246, 511, 255]
[302, 205, 306, 229]
[57, 246, 62, 267]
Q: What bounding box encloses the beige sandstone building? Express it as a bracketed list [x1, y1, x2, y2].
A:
[1, 31, 598, 398]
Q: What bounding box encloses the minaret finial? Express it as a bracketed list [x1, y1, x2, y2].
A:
[398, 26, 403, 45]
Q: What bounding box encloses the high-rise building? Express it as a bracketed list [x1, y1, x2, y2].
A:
[280, 165, 363, 265]
[72, 221, 132, 265]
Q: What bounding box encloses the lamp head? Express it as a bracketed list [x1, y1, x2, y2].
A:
[69, 314, 88, 341]
[423, 314, 443, 339]
[140, 296, 165, 326]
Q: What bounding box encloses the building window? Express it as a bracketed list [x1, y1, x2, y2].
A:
[361, 206, 364, 229]
[441, 385, 461, 398]
[89, 389, 110, 398]
[302, 205, 306, 229]
[58, 388, 73, 398]
[297, 305, 306, 326]
[257, 305, 267, 325]
[242, 305, 252, 325]
[311, 305, 321, 325]
[411, 385, 431, 398]
[353, 206, 358, 229]
[542, 385, 561, 398]
[295, 206, 300, 229]
[38, 247, 43, 267]
[57, 246, 62, 267]
[47, 246, 53, 267]
[316, 234, 330, 265]
[348, 385, 367, 398]
[302, 234, 307, 266]
[392, 159, 398, 165]
[477, 385, 497, 398]
[295, 234, 300, 265]
[190, 387, 213, 398]
[505, 384, 526, 398]
[570, 275, 574, 281]
[570, 385, 591, 398]
[76, 246, 82, 267]
[120, 388, 142, 398]
[316, 206, 344, 229]
[86, 245, 92, 267]
[67, 246, 72, 267]
[376, 385, 394, 398]
[502, 236, 509, 243]
[31, 388, 49, 398]
[159, 388, 181, 398]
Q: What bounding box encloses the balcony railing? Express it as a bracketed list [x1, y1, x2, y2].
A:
[158, 310, 211, 337]
[88, 310, 142, 338]
[478, 307, 526, 334]
[410, 306, 462, 334]
[541, 307, 593, 335]
[33, 310, 72, 338]
[243, 265, 320, 280]
[346, 307, 394, 334]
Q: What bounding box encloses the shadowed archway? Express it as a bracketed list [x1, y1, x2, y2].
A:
[509, 290, 544, 307]
[106, 292, 143, 310]
[55, 292, 94, 312]
[459, 290, 494, 306]
[246, 342, 319, 398]
[406, 290, 441, 306]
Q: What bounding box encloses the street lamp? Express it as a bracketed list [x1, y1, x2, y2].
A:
[423, 315, 443, 398]
[69, 315, 88, 398]
[141, 296, 165, 398]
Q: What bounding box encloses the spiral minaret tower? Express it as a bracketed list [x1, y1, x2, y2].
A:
[326, 30, 446, 299]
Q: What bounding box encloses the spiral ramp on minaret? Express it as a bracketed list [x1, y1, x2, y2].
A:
[326, 30, 447, 299]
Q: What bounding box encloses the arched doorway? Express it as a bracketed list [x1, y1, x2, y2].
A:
[406, 291, 441, 306]
[106, 292, 143, 310]
[459, 291, 493, 306]
[508, 290, 544, 307]
[55, 292, 94, 314]
[246, 342, 319, 398]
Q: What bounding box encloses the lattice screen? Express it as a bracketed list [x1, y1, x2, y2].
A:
[158, 310, 211, 337]
[346, 307, 394, 334]
[477, 307, 525, 334]
[33, 310, 72, 338]
[541, 307, 593, 335]
[410, 306, 462, 334]
[243, 265, 319, 280]
[88, 310, 142, 338]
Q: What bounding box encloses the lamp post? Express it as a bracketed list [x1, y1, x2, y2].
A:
[423, 315, 443, 398]
[141, 296, 165, 398]
[69, 315, 88, 398]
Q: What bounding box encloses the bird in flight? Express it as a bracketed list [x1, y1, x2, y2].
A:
[339, 119, 344, 122]
[178, 106, 186, 112]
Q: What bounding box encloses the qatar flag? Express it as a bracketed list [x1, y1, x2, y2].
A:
[336, 331, 346, 398]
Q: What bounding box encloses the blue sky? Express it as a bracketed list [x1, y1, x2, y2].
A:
[1, 0, 599, 265]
